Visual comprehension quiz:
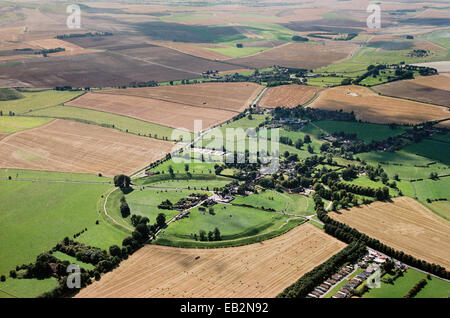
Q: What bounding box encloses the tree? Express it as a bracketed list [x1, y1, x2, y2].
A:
[214, 227, 221, 241]
[136, 223, 150, 239]
[113, 174, 131, 188]
[295, 139, 303, 149]
[307, 144, 314, 154]
[208, 231, 214, 241]
[184, 164, 189, 172]
[156, 213, 166, 228]
[109, 245, 121, 257]
[304, 135, 311, 143]
[199, 230, 207, 241]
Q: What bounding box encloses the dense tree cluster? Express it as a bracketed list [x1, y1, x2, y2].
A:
[403, 279, 427, 298]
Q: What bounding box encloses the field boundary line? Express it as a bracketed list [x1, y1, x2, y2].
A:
[108, 50, 203, 77]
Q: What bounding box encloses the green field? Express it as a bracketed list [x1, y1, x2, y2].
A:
[135, 173, 232, 189]
[0, 277, 58, 298]
[424, 200, 450, 221]
[51, 251, 95, 270]
[0, 168, 111, 183]
[0, 178, 110, 275]
[357, 150, 434, 167]
[0, 90, 83, 114]
[205, 46, 268, 58]
[363, 268, 449, 298]
[150, 153, 221, 175]
[0, 116, 53, 133]
[342, 176, 398, 197]
[155, 203, 305, 247]
[125, 188, 210, 224]
[403, 138, 450, 165]
[26, 105, 179, 141]
[0, 87, 24, 101]
[314, 120, 408, 143]
[316, 46, 448, 74]
[232, 190, 315, 216]
[306, 76, 348, 87]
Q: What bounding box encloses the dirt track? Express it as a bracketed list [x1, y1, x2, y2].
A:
[329, 197, 450, 269]
[76, 223, 345, 298]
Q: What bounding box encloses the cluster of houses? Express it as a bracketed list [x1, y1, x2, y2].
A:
[174, 194, 209, 210]
[306, 265, 355, 298]
[306, 250, 408, 299]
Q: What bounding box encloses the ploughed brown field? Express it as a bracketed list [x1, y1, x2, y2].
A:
[65, 92, 238, 133]
[99, 82, 263, 112]
[309, 85, 450, 127]
[228, 41, 357, 69]
[75, 223, 346, 298]
[329, 197, 450, 270]
[259, 84, 321, 108]
[373, 75, 450, 107]
[0, 119, 174, 177]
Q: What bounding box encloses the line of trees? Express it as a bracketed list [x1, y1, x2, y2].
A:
[403, 278, 427, 298]
[314, 195, 450, 279]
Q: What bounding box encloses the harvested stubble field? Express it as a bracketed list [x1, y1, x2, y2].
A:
[99, 82, 263, 112]
[65, 92, 237, 132]
[309, 85, 450, 127]
[259, 84, 321, 108]
[0, 119, 174, 177]
[228, 41, 357, 69]
[329, 197, 450, 269]
[27, 38, 99, 56]
[373, 75, 450, 107]
[76, 223, 345, 298]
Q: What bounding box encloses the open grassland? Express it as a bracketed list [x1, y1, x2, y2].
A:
[0, 179, 109, 276]
[0, 116, 53, 133]
[373, 75, 450, 107]
[228, 41, 356, 69]
[363, 268, 449, 298]
[135, 173, 233, 190]
[66, 92, 236, 133]
[425, 201, 450, 222]
[98, 82, 263, 112]
[26, 106, 179, 141]
[156, 203, 301, 247]
[51, 251, 95, 271]
[0, 168, 111, 183]
[205, 46, 269, 58]
[0, 87, 23, 101]
[147, 41, 231, 60]
[126, 188, 208, 222]
[314, 120, 408, 142]
[0, 90, 83, 114]
[232, 190, 315, 216]
[259, 84, 321, 108]
[0, 120, 174, 177]
[150, 153, 220, 175]
[403, 138, 450, 165]
[316, 46, 448, 74]
[309, 85, 450, 127]
[0, 277, 58, 298]
[76, 223, 346, 298]
[330, 197, 450, 269]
